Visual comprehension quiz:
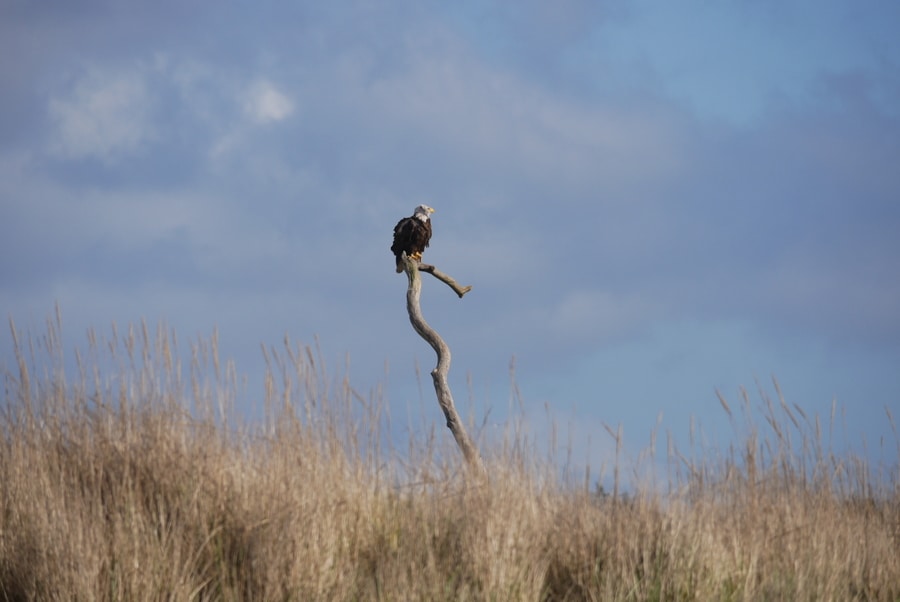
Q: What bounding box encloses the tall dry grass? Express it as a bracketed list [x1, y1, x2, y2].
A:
[1, 315, 898, 601]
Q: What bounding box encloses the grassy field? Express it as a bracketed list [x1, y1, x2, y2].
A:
[2, 317, 898, 601]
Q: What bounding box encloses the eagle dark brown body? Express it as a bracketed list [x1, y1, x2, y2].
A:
[391, 205, 434, 273]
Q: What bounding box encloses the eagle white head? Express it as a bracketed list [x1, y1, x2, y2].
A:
[413, 204, 435, 222]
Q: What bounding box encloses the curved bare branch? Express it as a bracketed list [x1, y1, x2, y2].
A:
[401, 252, 485, 476]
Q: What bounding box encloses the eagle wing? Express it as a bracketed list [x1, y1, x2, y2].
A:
[391, 216, 432, 271]
[392, 218, 431, 254]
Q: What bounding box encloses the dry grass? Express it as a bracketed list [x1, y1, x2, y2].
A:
[1, 315, 898, 601]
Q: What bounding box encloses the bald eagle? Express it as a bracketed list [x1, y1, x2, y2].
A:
[391, 205, 435, 273]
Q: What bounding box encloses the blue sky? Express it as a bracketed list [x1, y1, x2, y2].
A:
[2, 0, 899, 482]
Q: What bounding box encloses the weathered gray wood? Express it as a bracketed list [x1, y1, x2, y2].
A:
[401, 252, 485, 475]
[416, 262, 472, 298]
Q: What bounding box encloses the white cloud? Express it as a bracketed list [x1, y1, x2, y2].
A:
[244, 80, 294, 124]
[208, 78, 296, 159]
[48, 69, 155, 161]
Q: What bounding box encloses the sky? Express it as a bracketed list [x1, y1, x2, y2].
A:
[2, 0, 899, 485]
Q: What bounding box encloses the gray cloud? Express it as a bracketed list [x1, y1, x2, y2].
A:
[2, 1, 899, 471]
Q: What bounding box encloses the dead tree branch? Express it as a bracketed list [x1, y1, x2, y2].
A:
[416, 262, 473, 298]
[401, 252, 485, 476]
